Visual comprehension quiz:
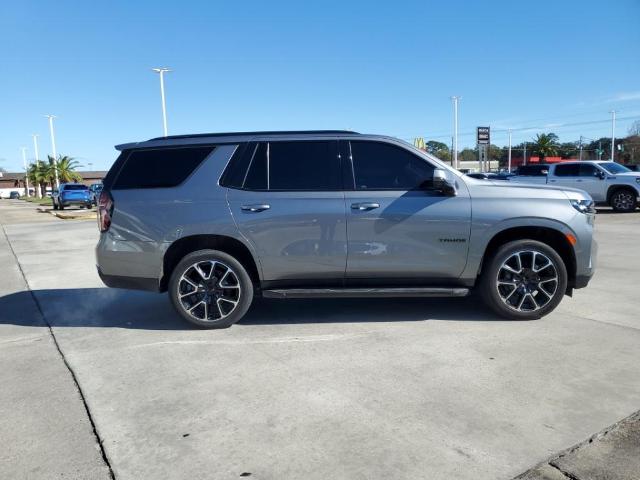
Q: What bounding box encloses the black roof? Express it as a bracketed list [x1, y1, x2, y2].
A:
[147, 130, 358, 141]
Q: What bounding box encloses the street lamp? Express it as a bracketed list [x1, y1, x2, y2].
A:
[610, 110, 616, 162]
[44, 115, 59, 187]
[507, 129, 512, 172]
[450, 96, 460, 169]
[21, 147, 30, 197]
[152, 67, 172, 137]
[32, 134, 41, 198]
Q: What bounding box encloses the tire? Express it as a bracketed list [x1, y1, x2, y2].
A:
[52, 200, 58, 210]
[59, 202, 64, 210]
[480, 240, 568, 320]
[168, 249, 254, 329]
[610, 188, 637, 212]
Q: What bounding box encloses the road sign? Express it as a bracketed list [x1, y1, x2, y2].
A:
[477, 127, 490, 145]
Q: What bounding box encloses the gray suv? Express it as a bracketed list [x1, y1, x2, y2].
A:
[96, 131, 597, 328]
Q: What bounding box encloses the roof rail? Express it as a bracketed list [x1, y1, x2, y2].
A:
[147, 130, 359, 141]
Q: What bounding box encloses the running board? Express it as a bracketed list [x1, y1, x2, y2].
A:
[262, 287, 470, 299]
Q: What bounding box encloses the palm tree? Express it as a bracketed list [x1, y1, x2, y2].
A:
[28, 162, 50, 198]
[533, 133, 560, 162]
[46, 155, 83, 184]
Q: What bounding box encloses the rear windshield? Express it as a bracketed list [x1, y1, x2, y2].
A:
[112, 146, 214, 189]
[64, 184, 88, 190]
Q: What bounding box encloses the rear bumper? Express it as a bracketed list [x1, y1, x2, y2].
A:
[60, 198, 92, 205]
[97, 266, 160, 292]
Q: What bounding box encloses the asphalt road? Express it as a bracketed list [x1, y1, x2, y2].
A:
[1, 199, 639, 480]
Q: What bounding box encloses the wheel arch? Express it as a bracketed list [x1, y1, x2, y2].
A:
[161, 234, 261, 292]
[479, 226, 577, 288]
[606, 184, 639, 205]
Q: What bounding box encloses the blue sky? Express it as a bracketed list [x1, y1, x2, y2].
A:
[1, 0, 639, 171]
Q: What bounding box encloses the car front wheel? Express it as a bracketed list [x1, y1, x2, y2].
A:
[168, 249, 254, 329]
[480, 240, 568, 320]
[610, 189, 637, 212]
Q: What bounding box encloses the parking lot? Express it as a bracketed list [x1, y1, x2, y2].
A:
[1, 199, 639, 479]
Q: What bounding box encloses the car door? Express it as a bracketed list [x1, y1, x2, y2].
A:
[548, 163, 580, 188]
[576, 163, 606, 201]
[342, 140, 471, 282]
[226, 140, 347, 284]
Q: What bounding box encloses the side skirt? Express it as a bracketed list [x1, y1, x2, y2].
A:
[262, 287, 470, 299]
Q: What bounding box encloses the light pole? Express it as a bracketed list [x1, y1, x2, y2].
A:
[45, 115, 59, 187]
[152, 67, 172, 137]
[32, 134, 41, 198]
[507, 129, 512, 172]
[21, 147, 30, 197]
[523, 142, 527, 166]
[610, 110, 616, 161]
[579, 136, 583, 161]
[450, 96, 460, 169]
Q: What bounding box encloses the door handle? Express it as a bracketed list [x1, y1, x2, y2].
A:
[351, 202, 380, 211]
[576, 179, 583, 182]
[241, 204, 270, 213]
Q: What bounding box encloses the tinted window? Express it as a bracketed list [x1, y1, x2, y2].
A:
[554, 164, 580, 176]
[243, 143, 268, 190]
[516, 165, 548, 176]
[579, 164, 598, 176]
[112, 146, 213, 189]
[64, 184, 88, 190]
[242, 141, 339, 191]
[350, 141, 434, 190]
[219, 143, 250, 188]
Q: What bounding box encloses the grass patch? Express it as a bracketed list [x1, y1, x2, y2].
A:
[21, 196, 53, 206]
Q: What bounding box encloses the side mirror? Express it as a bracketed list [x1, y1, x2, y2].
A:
[433, 169, 457, 196]
[595, 170, 606, 179]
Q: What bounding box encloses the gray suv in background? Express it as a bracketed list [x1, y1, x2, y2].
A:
[96, 131, 597, 328]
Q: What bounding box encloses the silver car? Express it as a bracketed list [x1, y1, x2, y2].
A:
[96, 131, 597, 328]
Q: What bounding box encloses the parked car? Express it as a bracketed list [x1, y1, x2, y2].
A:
[509, 161, 640, 212]
[89, 183, 103, 205]
[512, 164, 551, 177]
[96, 130, 597, 328]
[466, 172, 514, 181]
[9, 191, 21, 199]
[52, 183, 92, 210]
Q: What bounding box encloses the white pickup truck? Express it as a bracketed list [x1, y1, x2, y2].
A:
[509, 161, 640, 212]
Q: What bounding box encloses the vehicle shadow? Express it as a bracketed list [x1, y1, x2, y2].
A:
[0, 288, 503, 330]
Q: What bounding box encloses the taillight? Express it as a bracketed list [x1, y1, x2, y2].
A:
[97, 190, 113, 233]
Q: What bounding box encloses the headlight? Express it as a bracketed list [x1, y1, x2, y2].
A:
[570, 199, 596, 214]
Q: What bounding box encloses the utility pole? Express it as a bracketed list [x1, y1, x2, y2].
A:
[579, 136, 583, 161]
[152, 67, 172, 137]
[523, 142, 527, 166]
[45, 115, 59, 188]
[451, 96, 459, 169]
[21, 147, 30, 197]
[507, 129, 512, 172]
[610, 110, 616, 161]
[32, 134, 41, 198]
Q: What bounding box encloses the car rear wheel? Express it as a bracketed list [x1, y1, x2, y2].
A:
[168, 249, 254, 329]
[610, 189, 637, 212]
[480, 240, 567, 320]
[52, 200, 58, 210]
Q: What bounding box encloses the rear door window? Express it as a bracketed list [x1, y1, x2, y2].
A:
[112, 146, 214, 189]
[554, 164, 580, 177]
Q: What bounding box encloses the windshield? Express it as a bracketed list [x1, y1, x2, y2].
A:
[599, 162, 631, 174]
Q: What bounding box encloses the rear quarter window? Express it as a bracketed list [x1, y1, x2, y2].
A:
[112, 146, 214, 189]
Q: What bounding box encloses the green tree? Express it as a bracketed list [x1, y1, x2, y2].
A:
[27, 162, 50, 198]
[47, 155, 83, 184]
[558, 142, 578, 159]
[425, 140, 451, 162]
[532, 133, 560, 162]
[459, 148, 477, 162]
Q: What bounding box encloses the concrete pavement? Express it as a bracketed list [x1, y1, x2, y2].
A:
[1, 199, 639, 479]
